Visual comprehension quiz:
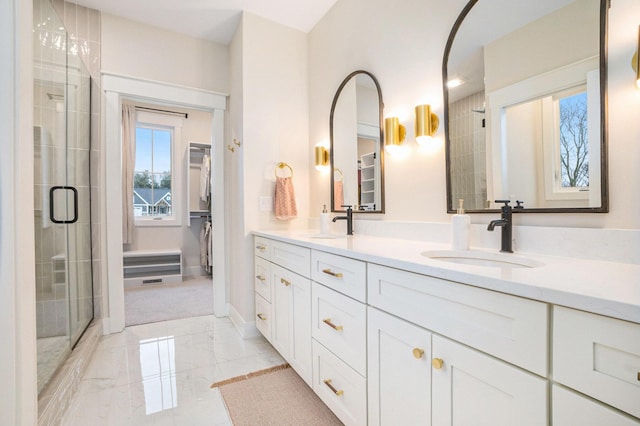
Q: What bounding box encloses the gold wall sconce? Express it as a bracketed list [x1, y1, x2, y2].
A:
[633, 25, 640, 89]
[315, 145, 329, 171]
[384, 117, 406, 153]
[415, 104, 439, 145]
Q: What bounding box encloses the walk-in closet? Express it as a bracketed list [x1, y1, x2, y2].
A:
[122, 102, 215, 327]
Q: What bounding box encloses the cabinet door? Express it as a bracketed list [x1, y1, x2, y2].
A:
[271, 264, 292, 358]
[368, 307, 431, 426]
[432, 336, 547, 426]
[289, 273, 312, 386]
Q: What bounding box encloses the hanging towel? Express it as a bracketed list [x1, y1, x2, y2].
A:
[200, 154, 211, 202]
[274, 176, 298, 220]
[334, 180, 344, 210]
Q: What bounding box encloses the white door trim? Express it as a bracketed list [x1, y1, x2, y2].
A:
[102, 72, 228, 333]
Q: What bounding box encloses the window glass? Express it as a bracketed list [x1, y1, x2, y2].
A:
[134, 125, 173, 218]
[558, 92, 589, 188]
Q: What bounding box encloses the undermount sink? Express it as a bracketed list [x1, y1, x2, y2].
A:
[308, 234, 346, 239]
[421, 250, 543, 269]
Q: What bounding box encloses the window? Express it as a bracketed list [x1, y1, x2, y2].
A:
[133, 110, 182, 226]
[557, 91, 589, 189]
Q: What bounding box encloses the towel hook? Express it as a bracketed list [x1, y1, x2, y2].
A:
[334, 168, 344, 181]
[274, 162, 293, 178]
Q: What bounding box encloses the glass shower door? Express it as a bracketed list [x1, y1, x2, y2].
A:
[33, 0, 93, 394]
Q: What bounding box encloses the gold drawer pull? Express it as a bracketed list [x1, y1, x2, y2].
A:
[432, 358, 444, 370]
[322, 268, 343, 278]
[255, 244, 266, 252]
[323, 379, 344, 396]
[637, 372, 640, 381]
[256, 313, 267, 321]
[255, 275, 266, 281]
[280, 277, 291, 286]
[413, 348, 425, 359]
[322, 318, 343, 331]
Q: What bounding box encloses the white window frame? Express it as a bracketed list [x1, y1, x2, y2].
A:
[541, 86, 591, 201]
[486, 57, 600, 204]
[134, 110, 183, 227]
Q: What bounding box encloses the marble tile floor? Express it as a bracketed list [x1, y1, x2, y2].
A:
[61, 315, 285, 425]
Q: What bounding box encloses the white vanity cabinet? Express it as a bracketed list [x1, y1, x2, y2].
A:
[253, 237, 312, 385]
[253, 233, 640, 425]
[553, 306, 640, 422]
[367, 307, 432, 426]
[311, 250, 368, 426]
[431, 335, 547, 425]
[367, 264, 548, 426]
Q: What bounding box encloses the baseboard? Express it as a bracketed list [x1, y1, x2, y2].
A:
[229, 305, 260, 339]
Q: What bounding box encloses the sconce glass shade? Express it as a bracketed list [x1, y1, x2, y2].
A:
[415, 104, 440, 145]
[315, 145, 329, 170]
[384, 117, 406, 153]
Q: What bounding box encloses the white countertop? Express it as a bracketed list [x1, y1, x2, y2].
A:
[254, 230, 640, 324]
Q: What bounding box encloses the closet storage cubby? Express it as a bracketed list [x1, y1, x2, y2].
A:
[187, 141, 212, 226]
[123, 249, 182, 287]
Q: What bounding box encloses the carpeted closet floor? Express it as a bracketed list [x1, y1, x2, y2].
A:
[125, 277, 214, 326]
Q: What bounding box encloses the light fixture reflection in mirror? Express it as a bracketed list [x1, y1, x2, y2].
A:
[415, 104, 440, 145]
[633, 25, 640, 89]
[384, 117, 406, 154]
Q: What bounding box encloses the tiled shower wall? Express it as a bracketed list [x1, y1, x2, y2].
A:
[448, 91, 487, 210]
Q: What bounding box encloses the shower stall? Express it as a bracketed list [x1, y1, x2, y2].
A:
[33, 0, 94, 394]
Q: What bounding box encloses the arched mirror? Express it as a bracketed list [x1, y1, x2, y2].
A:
[330, 70, 385, 213]
[443, 0, 608, 213]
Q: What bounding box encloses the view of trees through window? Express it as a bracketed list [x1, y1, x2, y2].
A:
[133, 126, 173, 217]
[558, 92, 589, 189]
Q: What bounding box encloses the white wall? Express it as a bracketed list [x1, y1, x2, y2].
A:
[101, 13, 229, 93]
[309, 0, 640, 230]
[228, 12, 309, 331]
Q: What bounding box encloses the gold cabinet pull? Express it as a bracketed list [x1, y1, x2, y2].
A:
[637, 372, 640, 381]
[323, 379, 344, 396]
[256, 313, 266, 321]
[255, 244, 266, 252]
[322, 318, 343, 331]
[255, 275, 265, 281]
[413, 348, 425, 359]
[432, 358, 444, 369]
[280, 277, 291, 286]
[322, 268, 343, 278]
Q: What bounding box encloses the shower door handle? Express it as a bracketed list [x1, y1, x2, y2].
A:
[49, 186, 79, 224]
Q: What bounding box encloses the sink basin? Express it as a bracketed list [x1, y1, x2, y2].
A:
[421, 250, 543, 269]
[308, 234, 346, 239]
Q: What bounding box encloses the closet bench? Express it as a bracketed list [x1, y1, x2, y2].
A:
[123, 249, 182, 287]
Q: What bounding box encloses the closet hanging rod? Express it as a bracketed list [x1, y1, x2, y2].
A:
[135, 106, 188, 119]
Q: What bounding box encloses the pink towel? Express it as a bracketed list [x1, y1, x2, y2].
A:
[334, 180, 344, 210]
[274, 176, 298, 220]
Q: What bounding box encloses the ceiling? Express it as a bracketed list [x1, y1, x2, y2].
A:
[71, 0, 338, 45]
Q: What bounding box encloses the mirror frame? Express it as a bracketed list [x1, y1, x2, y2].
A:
[442, 0, 609, 213]
[330, 70, 386, 213]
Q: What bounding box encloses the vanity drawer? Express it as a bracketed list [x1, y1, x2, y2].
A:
[553, 306, 640, 418]
[270, 240, 311, 278]
[312, 339, 367, 426]
[552, 385, 640, 426]
[254, 256, 271, 302]
[368, 263, 548, 376]
[312, 282, 367, 376]
[255, 294, 272, 342]
[254, 236, 270, 260]
[311, 250, 366, 302]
